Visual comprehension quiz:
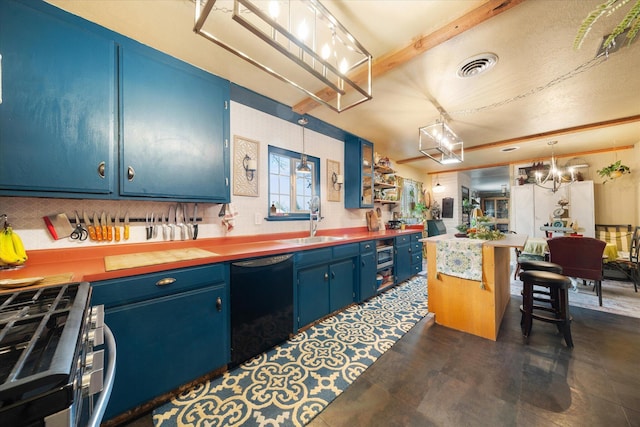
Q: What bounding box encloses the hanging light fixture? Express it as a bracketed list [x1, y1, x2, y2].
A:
[533, 140, 576, 193]
[419, 116, 464, 164]
[297, 117, 311, 173]
[193, 0, 372, 113]
[432, 175, 445, 193]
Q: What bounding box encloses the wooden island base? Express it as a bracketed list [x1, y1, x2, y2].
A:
[424, 234, 527, 341]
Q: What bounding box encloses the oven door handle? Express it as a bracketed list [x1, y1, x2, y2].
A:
[88, 323, 117, 427]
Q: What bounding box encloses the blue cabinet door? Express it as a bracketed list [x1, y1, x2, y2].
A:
[395, 242, 412, 284]
[359, 251, 377, 301]
[297, 264, 330, 327]
[329, 259, 355, 311]
[344, 137, 374, 208]
[101, 284, 228, 420]
[120, 43, 230, 201]
[0, 0, 116, 195]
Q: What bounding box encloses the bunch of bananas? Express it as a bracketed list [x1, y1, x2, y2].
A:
[0, 227, 28, 266]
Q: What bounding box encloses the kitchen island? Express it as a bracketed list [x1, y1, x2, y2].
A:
[423, 233, 527, 341]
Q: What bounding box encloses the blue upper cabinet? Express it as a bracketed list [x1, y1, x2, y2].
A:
[119, 44, 230, 202]
[0, 0, 230, 202]
[344, 136, 374, 208]
[0, 0, 116, 195]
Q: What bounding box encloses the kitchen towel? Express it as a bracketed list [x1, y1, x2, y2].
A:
[436, 237, 485, 286]
[221, 203, 238, 232]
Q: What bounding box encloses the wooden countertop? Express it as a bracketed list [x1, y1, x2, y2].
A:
[0, 227, 422, 290]
[421, 233, 527, 248]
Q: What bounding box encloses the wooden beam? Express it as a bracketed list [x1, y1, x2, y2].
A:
[292, 0, 527, 114]
[396, 114, 640, 165]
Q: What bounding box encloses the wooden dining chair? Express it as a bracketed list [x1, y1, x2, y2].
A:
[547, 236, 606, 306]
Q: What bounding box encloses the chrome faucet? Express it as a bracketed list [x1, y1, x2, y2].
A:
[309, 196, 320, 237]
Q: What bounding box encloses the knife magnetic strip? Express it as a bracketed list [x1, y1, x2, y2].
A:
[69, 217, 203, 223]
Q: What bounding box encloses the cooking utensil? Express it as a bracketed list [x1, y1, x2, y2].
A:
[184, 204, 193, 240]
[106, 214, 113, 241]
[161, 213, 168, 240]
[193, 203, 199, 240]
[177, 203, 187, 240]
[168, 205, 176, 241]
[114, 212, 121, 242]
[153, 213, 159, 239]
[70, 211, 88, 241]
[101, 212, 107, 241]
[83, 211, 96, 241]
[145, 213, 153, 240]
[123, 212, 130, 240]
[42, 213, 74, 240]
[93, 213, 102, 241]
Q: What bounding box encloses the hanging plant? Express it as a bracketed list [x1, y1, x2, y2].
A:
[596, 160, 631, 183]
[574, 0, 640, 50]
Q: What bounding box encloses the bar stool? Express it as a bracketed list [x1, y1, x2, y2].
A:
[518, 259, 562, 274]
[518, 260, 563, 308]
[519, 270, 573, 348]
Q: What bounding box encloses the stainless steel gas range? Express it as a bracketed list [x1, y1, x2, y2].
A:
[0, 282, 115, 427]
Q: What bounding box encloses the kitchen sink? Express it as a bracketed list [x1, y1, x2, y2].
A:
[278, 236, 345, 245]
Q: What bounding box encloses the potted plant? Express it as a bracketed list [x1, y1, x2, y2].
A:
[596, 160, 630, 183]
[455, 224, 468, 237]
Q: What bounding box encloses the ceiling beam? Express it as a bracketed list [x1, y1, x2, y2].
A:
[292, 0, 527, 114]
[396, 114, 640, 165]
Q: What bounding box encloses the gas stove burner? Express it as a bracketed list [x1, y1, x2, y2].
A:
[0, 282, 110, 427]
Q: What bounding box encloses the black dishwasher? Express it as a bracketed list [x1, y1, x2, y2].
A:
[230, 254, 294, 366]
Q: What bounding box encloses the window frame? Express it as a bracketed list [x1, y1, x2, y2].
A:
[267, 145, 320, 221]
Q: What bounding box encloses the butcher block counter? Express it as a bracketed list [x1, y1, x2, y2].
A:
[0, 226, 423, 292]
[423, 233, 527, 341]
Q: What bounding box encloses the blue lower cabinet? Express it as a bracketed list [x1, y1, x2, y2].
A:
[296, 254, 355, 330]
[91, 265, 229, 421]
[411, 233, 424, 275]
[297, 264, 331, 327]
[329, 259, 356, 311]
[395, 241, 412, 284]
[359, 252, 377, 301]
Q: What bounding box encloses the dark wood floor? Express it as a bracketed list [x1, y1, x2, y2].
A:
[122, 295, 640, 427]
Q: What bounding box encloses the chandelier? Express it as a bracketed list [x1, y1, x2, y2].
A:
[193, 0, 372, 113]
[533, 140, 576, 193]
[419, 117, 464, 164]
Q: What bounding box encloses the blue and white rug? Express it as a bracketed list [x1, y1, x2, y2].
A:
[153, 276, 428, 427]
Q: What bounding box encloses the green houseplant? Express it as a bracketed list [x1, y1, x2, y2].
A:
[597, 160, 631, 183]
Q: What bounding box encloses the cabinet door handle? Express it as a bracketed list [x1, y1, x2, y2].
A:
[324, 272, 329, 281]
[155, 277, 176, 286]
[127, 166, 135, 181]
[331, 271, 336, 279]
[361, 259, 366, 267]
[216, 297, 223, 312]
[364, 244, 371, 249]
[97, 161, 106, 179]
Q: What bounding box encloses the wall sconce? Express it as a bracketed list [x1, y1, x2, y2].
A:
[243, 154, 257, 181]
[332, 172, 344, 190]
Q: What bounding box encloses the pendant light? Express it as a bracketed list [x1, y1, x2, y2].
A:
[297, 118, 311, 174]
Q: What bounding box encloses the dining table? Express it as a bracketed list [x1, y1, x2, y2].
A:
[522, 236, 618, 262]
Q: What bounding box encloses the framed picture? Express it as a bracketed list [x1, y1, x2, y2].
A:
[461, 185, 469, 203]
[233, 135, 259, 197]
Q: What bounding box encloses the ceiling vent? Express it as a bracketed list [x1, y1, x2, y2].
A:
[457, 53, 498, 78]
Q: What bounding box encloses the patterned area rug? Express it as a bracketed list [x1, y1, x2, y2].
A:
[510, 276, 639, 319]
[153, 276, 428, 427]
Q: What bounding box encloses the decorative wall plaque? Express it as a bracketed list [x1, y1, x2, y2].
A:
[327, 159, 342, 202]
[233, 135, 259, 197]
